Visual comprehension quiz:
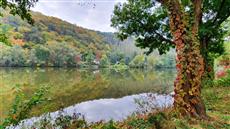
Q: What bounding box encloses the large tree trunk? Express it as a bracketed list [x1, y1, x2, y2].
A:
[173, 33, 207, 118]
[165, 0, 208, 119]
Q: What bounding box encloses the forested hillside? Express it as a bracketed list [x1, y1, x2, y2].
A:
[0, 9, 110, 66]
[0, 10, 175, 68]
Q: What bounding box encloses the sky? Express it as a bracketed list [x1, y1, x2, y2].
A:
[32, 0, 126, 32]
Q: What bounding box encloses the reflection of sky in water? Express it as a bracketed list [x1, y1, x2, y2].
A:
[10, 93, 173, 129]
[1, 68, 176, 119]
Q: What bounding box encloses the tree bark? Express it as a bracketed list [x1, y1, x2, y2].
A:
[163, 0, 208, 119]
[201, 39, 215, 81]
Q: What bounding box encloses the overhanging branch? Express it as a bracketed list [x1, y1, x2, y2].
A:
[154, 31, 175, 45]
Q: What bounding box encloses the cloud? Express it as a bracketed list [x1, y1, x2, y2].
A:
[32, 0, 126, 32]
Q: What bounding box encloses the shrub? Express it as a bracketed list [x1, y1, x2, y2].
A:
[0, 85, 49, 128]
[214, 69, 230, 87]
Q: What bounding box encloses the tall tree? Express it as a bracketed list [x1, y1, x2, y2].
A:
[111, 0, 230, 81]
[200, 0, 230, 80]
[112, 0, 230, 119]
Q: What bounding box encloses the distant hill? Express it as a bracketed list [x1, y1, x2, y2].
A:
[0, 10, 113, 52]
[99, 32, 145, 55]
[0, 10, 141, 53]
[0, 10, 145, 66]
[0, 10, 176, 67]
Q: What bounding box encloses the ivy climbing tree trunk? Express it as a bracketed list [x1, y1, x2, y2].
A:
[161, 0, 208, 118]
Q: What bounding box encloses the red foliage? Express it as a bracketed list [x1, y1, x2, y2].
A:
[216, 70, 227, 78]
[224, 65, 230, 70]
[95, 51, 102, 61]
[11, 39, 25, 46]
[176, 63, 182, 70]
[176, 55, 182, 62]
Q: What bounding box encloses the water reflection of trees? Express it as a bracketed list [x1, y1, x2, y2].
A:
[0, 68, 176, 118]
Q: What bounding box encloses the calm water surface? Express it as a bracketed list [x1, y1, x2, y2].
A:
[0, 68, 176, 122]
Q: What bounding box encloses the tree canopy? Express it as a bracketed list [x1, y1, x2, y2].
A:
[111, 0, 230, 56]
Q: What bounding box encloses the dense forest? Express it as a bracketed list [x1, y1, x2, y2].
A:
[0, 9, 176, 68]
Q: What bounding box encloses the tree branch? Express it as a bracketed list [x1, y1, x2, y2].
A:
[154, 31, 175, 45]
